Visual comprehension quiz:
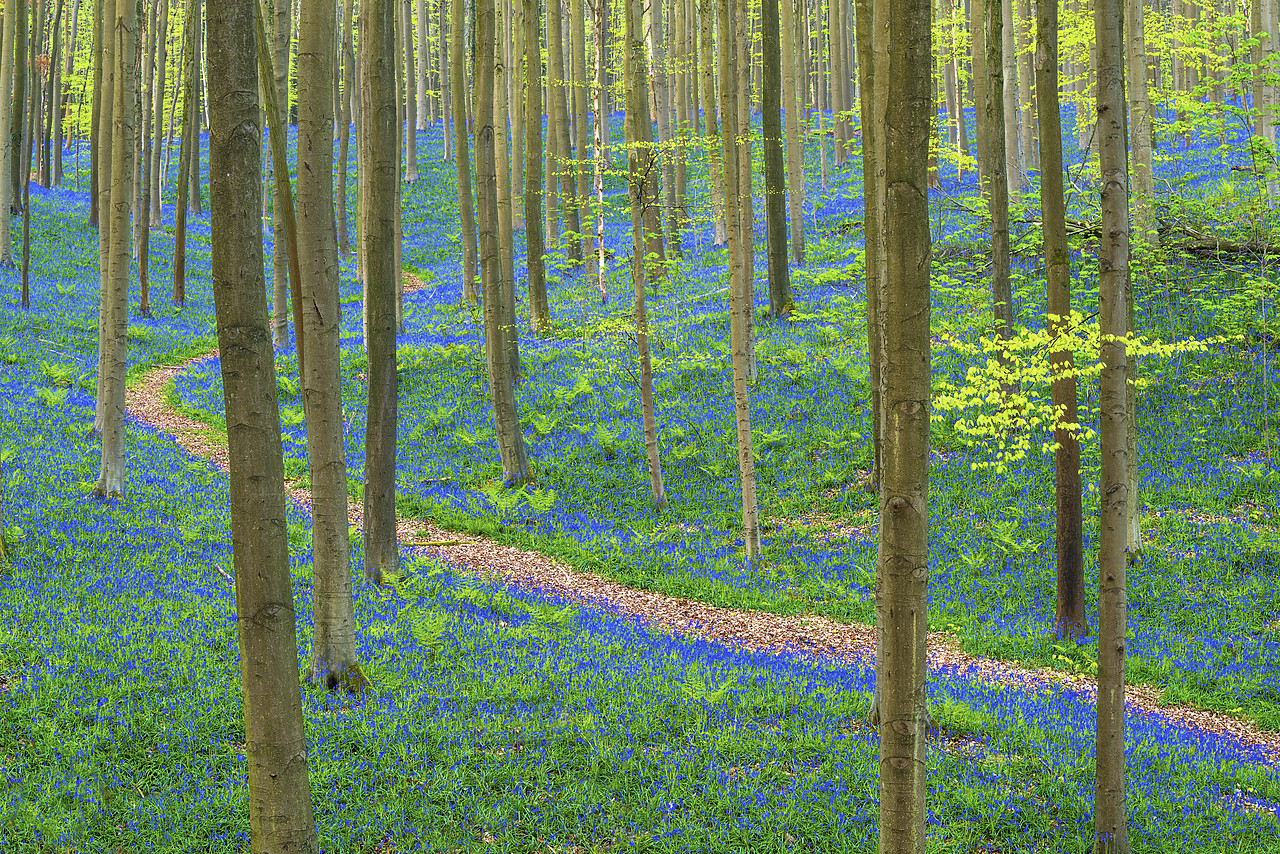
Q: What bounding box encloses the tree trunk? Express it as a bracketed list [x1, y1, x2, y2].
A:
[549, 0, 580, 260]
[208, 0, 321, 844]
[1001, 0, 1022, 190]
[189, 0, 201, 213]
[735, 0, 756, 382]
[96, 0, 133, 498]
[592, 0, 607, 292]
[173, 0, 196, 306]
[719, 0, 760, 560]
[363, 0, 401, 586]
[699, 0, 725, 244]
[495, 0, 520, 382]
[525, 0, 549, 329]
[477, 0, 532, 487]
[402, 0, 418, 181]
[452, 0, 478, 300]
[1094, 0, 1130, 841]
[762, 0, 791, 317]
[511, 0, 525, 227]
[1035, 0, 1085, 639]
[877, 0, 932, 840]
[572, 0, 589, 250]
[780, 0, 804, 267]
[673, 0, 689, 243]
[0, 1, 18, 267]
[983, 0, 1012, 337]
[93, 0, 117, 432]
[1016, 0, 1035, 171]
[149, 0, 167, 226]
[650, 0, 675, 255]
[968, 0, 986, 183]
[439, 0, 450, 159]
[297, 0, 361, 690]
[11, 0, 27, 204]
[269, 0, 292, 349]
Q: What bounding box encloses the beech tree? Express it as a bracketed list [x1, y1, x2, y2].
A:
[0, 0, 18, 268]
[207, 0, 320, 845]
[452, 0, 478, 301]
[761, 0, 792, 318]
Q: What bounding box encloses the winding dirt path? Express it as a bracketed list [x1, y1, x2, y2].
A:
[126, 348, 1280, 771]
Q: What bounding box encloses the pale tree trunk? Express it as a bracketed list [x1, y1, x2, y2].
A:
[363, 0, 401, 585]
[1016, 0, 1035, 171]
[815, 0, 827, 186]
[545, 0, 562, 245]
[11, 0, 27, 204]
[96, 0, 134, 498]
[968, 0, 986, 183]
[651, 0, 676, 254]
[271, 0, 291, 350]
[0, 1, 18, 267]
[877, 0, 932, 840]
[719, 0, 760, 560]
[699, 0, 726, 245]
[941, 0, 961, 173]
[476, 0, 532, 486]
[856, 0, 886, 493]
[525, 0, 549, 328]
[762, 0, 791, 317]
[512, 0, 525, 227]
[593, 0, 608, 291]
[495, 0, 520, 382]
[298, 0, 361, 691]
[1001, 0, 1022, 190]
[417, 0, 428, 127]
[403, 0, 418, 181]
[735, 0, 756, 383]
[453, 0, 479, 300]
[337, 0, 354, 254]
[173, 0, 195, 306]
[149, 0, 167, 227]
[94, 0, 117, 432]
[673, 0, 689, 240]
[439, 0, 450, 159]
[780, 0, 804, 267]
[1094, 0, 1130, 841]
[549, 0, 581, 260]
[208, 1, 321, 844]
[625, 0, 665, 510]
[572, 0, 590, 249]
[189, 0, 201, 213]
[1035, 0, 1086, 639]
[983, 0, 1012, 338]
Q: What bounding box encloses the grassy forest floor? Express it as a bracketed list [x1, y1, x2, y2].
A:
[2, 106, 1280, 850]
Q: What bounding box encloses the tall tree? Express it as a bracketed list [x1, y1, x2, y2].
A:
[337, 0, 356, 254]
[452, 0, 478, 300]
[149, 0, 168, 227]
[780, 0, 804, 267]
[983, 0, 1013, 338]
[96, 0, 134, 498]
[0, 0, 18, 267]
[650, 0, 675, 253]
[172, 0, 197, 306]
[1035, 0, 1086, 639]
[1001, 0, 1022, 188]
[476, 0, 532, 487]
[207, 0, 321, 844]
[417, 0, 428, 128]
[269, 0, 292, 349]
[1094, 0, 1130, 842]
[403, 0, 418, 181]
[624, 0, 665, 510]
[548, 0, 581, 260]
[699, 0, 725, 244]
[495, 0, 520, 382]
[762, 0, 792, 318]
[297, 0, 361, 688]
[525, 0, 549, 329]
[363, 0, 401, 585]
[877, 0, 932, 841]
[93, 0, 117, 432]
[11, 0, 27, 203]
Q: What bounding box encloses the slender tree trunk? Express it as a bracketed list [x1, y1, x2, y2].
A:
[403, 0, 418, 180]
[94, 0, 117, 432]
[762, 0, 791, 317]
[650, 0, 675, 254]
[12, 0, 28, 204]
[673, 0, 689, 242]
[699, 0, 725, 244]
[1036, 0, 1085, 639]
[1094, 0, 1130, 840]
[625, 0, 665, 509]
[856, 0, 885, 493]
[877, 0, 932, 841]
[495, 0, 520, 381]
[1016, 0, 1035, 170]
[735, 0, 755, 381]
[172, 0, 196, 306]
[477, 0, 531, 486]
[719, 0, 760, 560]
[90, 0, 101, 225]
[439, 0, 450, 159]
[572, 0, 589, 248]
[968, 0, 986, 183]
[149, 0, 167, 226]
[208, 1, 321, 845]
[592, 0, 607, 292]
[0, 3, 17, 267]
[337, 0, 354, 253]
[453, 0, 478, 300]
[270, 0, 292, 349]
[363, 0, 401, 585]
[1001, 0, 1022, 190]
[525, 0, 548, 328]
[780, 0, 804, 267]
[983, 0, 1012, 337]
[511, 0, 525, 227]
[297, 0, 361, 690]
[96, 0, 133, 498]
[549, 0, 580, 259]
[189, 0, 201, 213]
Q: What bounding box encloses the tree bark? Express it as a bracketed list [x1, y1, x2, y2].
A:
[0, 0, 18, 266]
[11, 0, 27, 204]
[93, 0, 117, 431]
[189, 0, 201, 213]
[208, 0, 321, 845]
[762, 0, 791, 318]
[735, 0, 755, 381]
[477, 0, 532, 486]
[525, 0, 549, 328]
[1016, 0, 1035, 171]
[403, 0, 418, 181]
[983, 0, 1012, 338]
[149, 0, 167, 227]
[650, 0, 675, 254]
[572, 0, 590, 249]
[1035, 0, 1085, 639]
[856, 0, 886, 492]
[337, 0, 355, 254]
[699, 0, 725, 244]
[1001, 0, 1022, 190]
[96, 0, 133, 498]
[495, 0, 520, 381]
[549, 0, 580, 259]
[1094, 0, 1130, 842]
[453, 0, 478, 300]
[297, 0, 361, 690]
[269, 0, 292, 349]
[780, 0, 804, 267]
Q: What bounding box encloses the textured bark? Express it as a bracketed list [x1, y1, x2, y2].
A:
[477, 0, 532, 487]
[403, 0, 418, 181]
[650, 0, 675, 254]
[735, 0, 755, 381]
[337, 0, 355, 254]
[968, 0, 986, 182]
[1001, 0, 1022, 189]
[417, 0, 429, 127]
[624, 0, 665, 509]
[762, 0, 791, 317]
[439, 0, 450, 159]
[780, 0, 804, 267]
[1094, 0, 1130, 842]
[297, 0, 361, 691]
[96, 0, 133, 498]
[699, 0, 725, 244]
[363, 0, 401, 585]
[173, 0, 196, 306]
[511, 0, 525, 227]
[453, 0, 478, 300]
[548, 0, 581, 259]
[1035, 0, 1085, 639]
[270, 0, 292, 350]
[188, 0, 201, 213]
[208, 1, 320, 845]
[1016, 0, 1035, 171]
[149, 0, 167, 226]
[877, 0, 931, 842]
[495, 0, 520, 382]
[1127, 0, 1153, 244]
[983, 0, 1012, 338]
[525, 0, 549, 329]
[11, 0, 26, 203]
[94, 0, 117, 432]
[856, 0, 886, 493]
[718, 0, 760, 559]
[0, 1, 18, 267]
[673, 0, 689, 241]
[571, 0, 589, 247]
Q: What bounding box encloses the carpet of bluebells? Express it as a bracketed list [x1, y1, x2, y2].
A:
[1, 101, 1279, 850]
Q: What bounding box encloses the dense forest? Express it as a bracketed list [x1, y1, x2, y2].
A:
[2, 0, 1280, 849]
